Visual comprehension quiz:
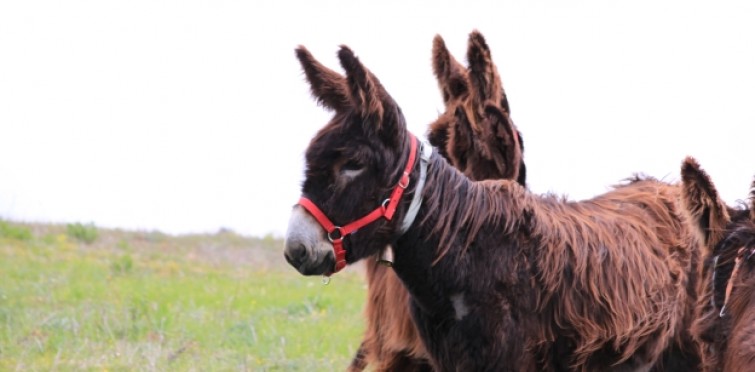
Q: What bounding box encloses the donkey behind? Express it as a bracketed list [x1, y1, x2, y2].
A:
[680, 157, 755, 371]
[351, 31, 526, 372]
[285, 44, 702, 370]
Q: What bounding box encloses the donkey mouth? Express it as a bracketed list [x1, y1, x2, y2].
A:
[297, 258, 334, 276]
[284, 250, 335, 276]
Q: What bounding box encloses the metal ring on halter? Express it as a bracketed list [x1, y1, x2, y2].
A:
[381, 198, 391, 211]
[327, 227, 343, 243]
[398, 172, 410, 189]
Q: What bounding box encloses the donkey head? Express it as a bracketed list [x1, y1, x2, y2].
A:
[681, 157, 755, 367]
[427, 30, 526, 185]
[285, 46, 418, 276]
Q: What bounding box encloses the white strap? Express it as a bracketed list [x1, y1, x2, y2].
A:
[400, 141, 432, 234]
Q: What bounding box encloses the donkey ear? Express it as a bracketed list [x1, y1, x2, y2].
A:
[447, 106, 474, 169]
[432, 35, 469, 105]
[680, 157, 731, 253]
[427, 116, 451, 160]
[337, 45, 402, 141]
[750, 177, 755, 222]
[467, 30, 504, 112]
[483, 103, 522, 182]
[295, 46, 349, 111]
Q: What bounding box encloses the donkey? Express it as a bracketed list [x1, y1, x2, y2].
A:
[426, 32, 526, 185]
[351, 31, 526, 372]
[680, 157, 755, 371]
[284, 45, 701, 371]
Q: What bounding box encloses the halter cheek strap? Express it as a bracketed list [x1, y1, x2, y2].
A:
[298, 134, 427, 275]
[718, 246, 755, 317]
[400, 139, 432, 233]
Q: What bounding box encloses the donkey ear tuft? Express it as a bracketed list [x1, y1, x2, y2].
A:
[749, 176, 755, 222]
[295, 46, 349, 111]
[337, 45, 403, 146]
[432, 35, 469, 105]
[336, 45, 357, 68]
[680, 156, 731, 252]
[338, 45, 385, 124]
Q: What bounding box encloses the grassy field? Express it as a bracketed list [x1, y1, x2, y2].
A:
[0, 220, 367, 371]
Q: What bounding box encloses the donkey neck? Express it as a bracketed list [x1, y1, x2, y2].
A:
[391, 152, 526, 313]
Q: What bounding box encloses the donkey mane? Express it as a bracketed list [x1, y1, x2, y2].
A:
[420, 153, 524, 263]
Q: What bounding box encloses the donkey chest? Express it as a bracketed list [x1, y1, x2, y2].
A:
[412, 265, 535, 338]
[411, 291, 540, 371]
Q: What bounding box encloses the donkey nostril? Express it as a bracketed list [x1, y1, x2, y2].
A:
[284, 243, 308, 268]
[284, 250, 298, 267]
[296, 244, 308, 259]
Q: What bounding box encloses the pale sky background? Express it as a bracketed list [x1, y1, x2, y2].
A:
[1, 1, 753, 238]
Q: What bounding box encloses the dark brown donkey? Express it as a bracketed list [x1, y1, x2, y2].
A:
[284, 44, 702, 370]
[351, 31, 525, 372]
[680, 157, 755, 371]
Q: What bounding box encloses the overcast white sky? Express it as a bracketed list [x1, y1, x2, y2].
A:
[1, 1, 753, 237]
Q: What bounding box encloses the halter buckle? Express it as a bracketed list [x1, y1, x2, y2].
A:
[381, 198, 391, 211]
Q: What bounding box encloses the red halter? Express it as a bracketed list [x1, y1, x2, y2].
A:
[298, 134, 419, 275]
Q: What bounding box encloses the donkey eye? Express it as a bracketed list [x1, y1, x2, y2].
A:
[341, 160, 363, 172]
[339, 159, 365, 179]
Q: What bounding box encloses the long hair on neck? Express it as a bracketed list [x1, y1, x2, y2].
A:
[418, 153, 526, 264]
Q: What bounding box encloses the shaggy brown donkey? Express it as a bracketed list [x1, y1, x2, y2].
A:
[284, 45, 702, 371]
[681, 157, 755, 371]
[351, 31, 526, 372]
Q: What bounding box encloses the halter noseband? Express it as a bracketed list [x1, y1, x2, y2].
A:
[298, 133, 428, 276]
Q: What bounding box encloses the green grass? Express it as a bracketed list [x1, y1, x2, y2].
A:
[66, 222, 99, 244]
[0, 221, 366, 371]
[0, 220, 32, 241]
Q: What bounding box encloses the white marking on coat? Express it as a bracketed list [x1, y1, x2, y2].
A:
[450, 293, 469, 320]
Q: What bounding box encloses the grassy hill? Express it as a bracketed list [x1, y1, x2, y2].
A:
[0, 220, 366, 371]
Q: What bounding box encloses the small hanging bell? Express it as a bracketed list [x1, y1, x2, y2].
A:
[377, 245, 394, 267]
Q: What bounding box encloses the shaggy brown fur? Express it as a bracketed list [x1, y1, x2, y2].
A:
[351, 30, 526, 372]
[415, 157, 700, 370]
[681, 157, 755, 371]
[287, 44, 703, 371]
